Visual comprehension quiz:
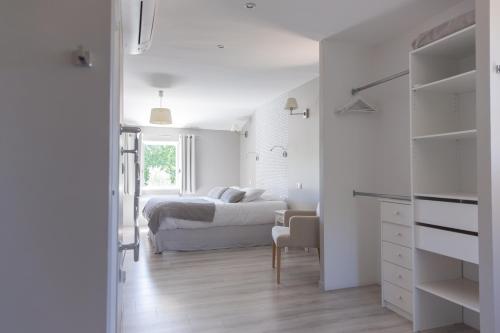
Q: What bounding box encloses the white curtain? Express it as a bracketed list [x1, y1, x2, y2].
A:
[179, 134, 196, 194]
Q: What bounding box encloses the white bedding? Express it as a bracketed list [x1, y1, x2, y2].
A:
[156, 196, 287, 230]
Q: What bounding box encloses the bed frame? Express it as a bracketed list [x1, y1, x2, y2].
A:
[148, 223, 274, 253]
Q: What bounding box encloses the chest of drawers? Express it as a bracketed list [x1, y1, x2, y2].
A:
[380, 199, 413, 321]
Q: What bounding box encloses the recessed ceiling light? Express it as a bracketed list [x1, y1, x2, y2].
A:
[245, 2, 256, 9]
[217, 44, 225, 49]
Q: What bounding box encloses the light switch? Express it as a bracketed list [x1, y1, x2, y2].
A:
[73, 45, 92, 67]
[296, 182, 303, 189]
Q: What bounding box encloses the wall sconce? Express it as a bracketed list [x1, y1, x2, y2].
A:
[246, 152, 259, 161]
[284, 97, 309, 119]
[270, 145, 288, 158]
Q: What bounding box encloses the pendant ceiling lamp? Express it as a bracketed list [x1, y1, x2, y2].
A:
[150, 90, 172, 125]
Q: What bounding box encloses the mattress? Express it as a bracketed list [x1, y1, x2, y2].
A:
[150, 195, 287, 231]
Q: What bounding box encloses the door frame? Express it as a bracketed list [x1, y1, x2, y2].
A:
[106, 0, 122, 332]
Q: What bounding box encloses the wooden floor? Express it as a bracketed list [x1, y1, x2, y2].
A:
[123, 230, 475, 333]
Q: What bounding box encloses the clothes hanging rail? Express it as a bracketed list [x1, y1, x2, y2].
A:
[353, 190, 411, 201]
[351, 70, 409, 95]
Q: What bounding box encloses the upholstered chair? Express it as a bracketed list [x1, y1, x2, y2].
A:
[282, 210, 316, 227]
[271, 206, 320, 284]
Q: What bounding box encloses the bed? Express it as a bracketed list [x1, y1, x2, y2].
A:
[144, 195, 287, 252]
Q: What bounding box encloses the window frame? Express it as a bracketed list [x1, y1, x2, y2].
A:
[141, 139, 180, 193]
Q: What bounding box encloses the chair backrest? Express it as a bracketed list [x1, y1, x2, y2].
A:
[289, 216, 320, 248]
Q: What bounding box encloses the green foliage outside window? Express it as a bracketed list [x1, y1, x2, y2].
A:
[143, 144, 177, 187]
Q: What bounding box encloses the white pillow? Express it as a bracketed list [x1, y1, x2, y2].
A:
[207, 186, 228, 199]
[260, 193, 279, 201]
[241, 188, 266, 202]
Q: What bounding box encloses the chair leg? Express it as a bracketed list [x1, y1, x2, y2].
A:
[277, 246, 282, 284]
[317, 247, 321, 262]
[272, 242, 276, 268]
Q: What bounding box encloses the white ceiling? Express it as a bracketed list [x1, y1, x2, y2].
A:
[123, 0, 459, 130]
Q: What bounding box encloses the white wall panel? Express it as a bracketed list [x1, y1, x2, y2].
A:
[240, 79, 319, 209]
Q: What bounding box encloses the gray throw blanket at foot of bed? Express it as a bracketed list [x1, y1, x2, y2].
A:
[144, 197, 216, 234]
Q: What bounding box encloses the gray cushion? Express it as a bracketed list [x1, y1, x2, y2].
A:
[207, 186, 228, 199]
[220, 188, 246, 203]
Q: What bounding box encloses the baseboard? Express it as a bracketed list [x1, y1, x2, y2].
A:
[318, 279, 325, 291]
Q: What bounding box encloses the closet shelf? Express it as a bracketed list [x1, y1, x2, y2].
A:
[416, 278, 479, 313]
[414, 192, 478, 201]
[412, 129, 477, 141]
[411, 25, 475, 57]
[413, 70, 476, 94]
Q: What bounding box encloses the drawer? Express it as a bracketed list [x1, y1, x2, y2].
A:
[415, 199, 477, 232]
[384, 281, 413, 314]
[382, 241, 412, 269]
[383, 261, 413, 291]
[381, 202, 411, 226]
[415, 225, 478, 264]
[382, 222, 412, 247]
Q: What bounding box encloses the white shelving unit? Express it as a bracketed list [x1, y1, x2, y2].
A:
[411, 25, 475, 58]
[414, 192, 478, 201]
[412, 70, 476, 94]
[410, 25, 480, 332]
[416, 278, 479, 313]
[412, 129, 477, 141]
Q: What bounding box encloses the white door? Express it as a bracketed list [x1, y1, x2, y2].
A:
[117, 134, 126, 333]
[110, 1, 142, 331]
[109, 1, 125, 331]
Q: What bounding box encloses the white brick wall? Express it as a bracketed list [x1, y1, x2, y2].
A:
[240, 78, 319, 208]
[255, 99, 289, 199]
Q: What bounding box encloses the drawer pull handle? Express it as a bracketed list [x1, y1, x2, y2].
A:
[397, 253, 403, 258]
[394, 211, 400, 216]
[398, 274, 403, 279]
[397, 232, 403, 237]
[398, 295, 403, 300]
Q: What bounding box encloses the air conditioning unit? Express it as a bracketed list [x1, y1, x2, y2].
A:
[122, 0, 157, 55]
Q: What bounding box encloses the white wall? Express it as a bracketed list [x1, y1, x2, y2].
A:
[320, 1, 474, 289]
[240, 117, 257, 189]
[320, 41, 381, 289]
[140, 126, 240, 195]
[240, 78, 319, 209]
[0, 1, 112, 332]
[288, 80, 320, 209]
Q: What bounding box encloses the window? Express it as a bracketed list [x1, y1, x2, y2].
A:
[142, 140, 179, 190]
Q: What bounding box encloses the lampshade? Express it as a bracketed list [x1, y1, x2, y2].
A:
[284, 97, 298, 111]
[150, 90, 172, 125]
[150, 107, 172, 125]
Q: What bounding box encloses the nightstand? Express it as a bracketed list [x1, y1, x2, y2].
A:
[274, 210, 286, 225]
